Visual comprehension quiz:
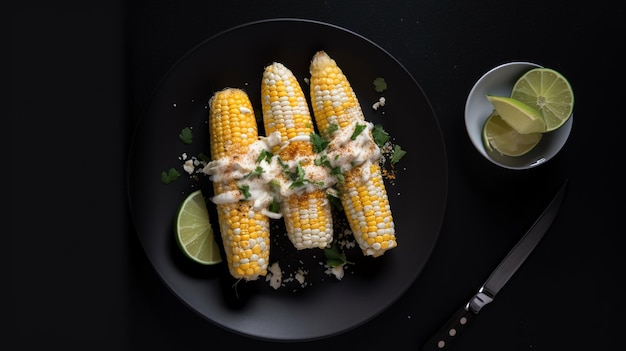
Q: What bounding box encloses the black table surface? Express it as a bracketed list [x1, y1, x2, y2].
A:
[9, 0, 624, 350]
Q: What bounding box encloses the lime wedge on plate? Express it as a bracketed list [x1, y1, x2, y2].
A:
[175, 190, 222, 265]
[511, 68, 574, 132]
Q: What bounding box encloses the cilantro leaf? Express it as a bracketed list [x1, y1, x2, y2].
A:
[179, 127, 193, 144]
[315, 155, 344, 183]
[324, 243, 354, 268]
[160, 168, 181, 184]
[269, 179, 281, 192]
[373, 77, 387, 93]
[327, 192, 343, 211]
[351, 124, 367, 140]
[256, 149, 273, 164]
[326, 123, 339, 135]
[277, 157, 288, 172]
[288, 163, 307, 189]
[238, 184, 251, 199]
[314, 155, 328, 167]
[244, 166, 264, 179]
[269, 198, 281, 213]
[391, 144, 407, 164]
[310, 132, 329, 153]
[372, 124, 390, 147]
[330, 165, 344, 183]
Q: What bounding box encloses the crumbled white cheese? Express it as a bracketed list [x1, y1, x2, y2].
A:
[294, 269, 307, 285]
[178, 152, 208, 176]
[183, 160, 195, 174]
[203, 120, 380, 207]
[331, 265, 345, 280]
[267, 262, 283, 289]
[372, 96, 386, 110]
[325, 264, 345, 280]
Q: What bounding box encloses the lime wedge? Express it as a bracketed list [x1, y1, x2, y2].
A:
[511, 68, 574, 132]
[482, 111, 542, 157]
[175, 190, 222, 265]
[486, 95, 546, 134]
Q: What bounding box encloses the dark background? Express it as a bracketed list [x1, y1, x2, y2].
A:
[8, 0, 624, 350]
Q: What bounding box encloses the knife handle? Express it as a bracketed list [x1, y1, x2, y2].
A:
[421, 304, 475, 351]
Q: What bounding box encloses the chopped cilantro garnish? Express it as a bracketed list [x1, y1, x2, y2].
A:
[289, 181, 305, 189]
[294, 163, 305, 181]
[269, 179, 281, 191]
[315, 155, 344, 183]
[277, 157, 288, 172]
[244, 166, 264, 179]
[256, 149, 273, 164]
[351, 124, 367, 140]
[391, 145, 407, 164]
[160, 168, 181, 184]
[324, 243, 354, 268]
[314, 155, 327, 167]
[310, 132, 329, 153]
[310, 180, 325, 187]
[197, 152, 211, 163]
[269, 198, 281, 213]
[372, 124, 390, 147]
[373, 77, 387, 93]
[327, 192, 343, 211]
[326, 123, 339, 135]
[288, 163, 307, 189]
[238, 184, 251, 199]
[333, 171, 345, 183]
[179, 127, 193, 144]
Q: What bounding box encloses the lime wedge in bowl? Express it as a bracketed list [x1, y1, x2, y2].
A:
[486, 95, 546, 134]
[482, 111, 542, 157]
[465, 62, 573, 170]
[511, 67, 574, 132]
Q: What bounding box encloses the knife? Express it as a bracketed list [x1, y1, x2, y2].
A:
[422, 179, 569, 351]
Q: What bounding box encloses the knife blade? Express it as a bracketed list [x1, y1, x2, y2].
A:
[422, 179, 569, 351]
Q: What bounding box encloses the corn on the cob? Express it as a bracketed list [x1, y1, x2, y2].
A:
[208, 87, 270, 280]
[309, 51, 397, 257]
[261, 61, 334, 250]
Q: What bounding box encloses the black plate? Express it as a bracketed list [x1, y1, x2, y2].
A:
[127, 18, 447, 341]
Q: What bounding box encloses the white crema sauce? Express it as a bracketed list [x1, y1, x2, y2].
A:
[202, 119, 381, 219]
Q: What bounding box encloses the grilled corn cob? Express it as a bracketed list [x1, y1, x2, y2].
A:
[309, 51, 397, 257]
[261, 61, 334, 250]
[208, 87, 270, 280]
